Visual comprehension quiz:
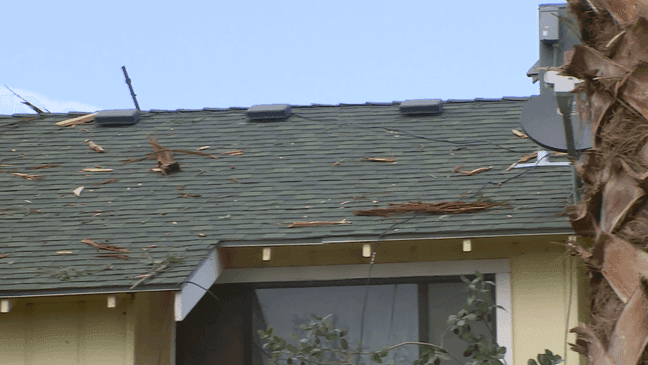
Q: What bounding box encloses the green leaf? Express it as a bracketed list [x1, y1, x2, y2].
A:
[476, 301, 488, 313]
[447, 315, 459, 326]
[461, 276, 471, 284]
[325, 333, 336, 341]
[340, 329, 348, 337]
[371, 352, 383, 363]
[437, 351, 452, 361]
[484, 280, 495, 286]
[545, 349, 553, 357]
[299, 323, 308, 330]
[475, 271, 484, 281]
[340, 338, 348, 350]
[380, 347, 389, 357]
[289, 332, 300, 341]
[286, 344, 299, 353]
[312, 314, 322, 320]
[465, 313, 477, 321]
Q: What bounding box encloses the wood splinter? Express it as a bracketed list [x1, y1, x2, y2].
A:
[147, 135, 180, 175]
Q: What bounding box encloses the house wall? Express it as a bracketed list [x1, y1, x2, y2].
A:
[0, 291, 175, 365]
[217, 233, 590, 365]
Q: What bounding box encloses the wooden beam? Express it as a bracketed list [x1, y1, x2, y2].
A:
[55, 112, 98, 127]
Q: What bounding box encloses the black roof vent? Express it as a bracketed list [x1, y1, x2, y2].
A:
[95, 109, 140, 127]
[399, 99, 443, 116]
[246, 104, 291, 121]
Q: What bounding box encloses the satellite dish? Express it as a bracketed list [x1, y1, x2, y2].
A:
[519, 92, 592, 152]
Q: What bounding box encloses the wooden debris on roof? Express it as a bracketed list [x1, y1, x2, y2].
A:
[288, 219, 351, 228]
[73, 186, 84, 196]
[507, 151, 539, 171]
[148, 135, 180, 175]
[364, 157, 396, 163]
[55, 112, 98, 127]
[512, 129, 528, 138]
[32, 164, 59, 169]
[81, 238, 130, 253]
[88, 141, 105, 153]
[220, 150, 243, 156]
[95, 254, 129, 260]
[353, 200, 505, 217]
[0, 254, 9, 259]
[11, 172, 44, 180]
[80, 167, 113, 172]
[93, 179, 118, 185]
[453, 166, 493, 176]
[11, 172, 43, 180]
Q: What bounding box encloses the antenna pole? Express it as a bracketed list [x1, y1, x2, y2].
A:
[121, 66, 140, 111]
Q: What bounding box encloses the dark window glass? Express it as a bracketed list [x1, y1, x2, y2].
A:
[428, 281, 496, 361]
[254, 284, 418, 364]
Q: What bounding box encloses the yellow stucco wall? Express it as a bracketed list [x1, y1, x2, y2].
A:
[510, 249, 588, 365]
[0, 291, 174, 365]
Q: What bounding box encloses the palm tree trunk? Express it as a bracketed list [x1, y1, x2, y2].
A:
[561, 1, 648, 364]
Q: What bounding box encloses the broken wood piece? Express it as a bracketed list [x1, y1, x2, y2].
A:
[198, 146, 210, 150]
[55, 112, 98, 127]
[147, 135, 180, 175]
[93, 179, 118, 185]
[123, 156, 152, 164]
[507, 151, 538, 171]
[73, 186, 84, 197]
[12, 172, 43, 180]
[512, 129, 528, 138]
[0, 254, 9, 259]
[454, 166, 493, 176]
[130, 262, 169, 289]
[354, 200, 505, 217]
[88, 141, 105, 153]
[95, 254, 129, 260]
[56, 251, 73, 254]
[364, 157, 396, 163]
[220, 150, 243, 155]
[81, 238, 131, 253]
[288, 219, 351, 228]
[80, 167, 113, 172]
[32, 164, 59, 169]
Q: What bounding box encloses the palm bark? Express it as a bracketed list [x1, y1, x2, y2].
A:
[561, 1, 648, 364]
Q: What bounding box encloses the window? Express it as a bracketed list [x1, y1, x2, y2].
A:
[176, 259, 512, 365]
[251, 275, 496, 364]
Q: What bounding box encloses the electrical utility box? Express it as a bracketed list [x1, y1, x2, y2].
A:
[539, 6, 560, 43]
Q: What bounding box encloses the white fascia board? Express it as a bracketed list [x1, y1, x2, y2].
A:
[175, 248, 222, 321]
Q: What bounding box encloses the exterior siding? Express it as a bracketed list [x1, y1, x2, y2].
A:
[0, 291, 174, 365]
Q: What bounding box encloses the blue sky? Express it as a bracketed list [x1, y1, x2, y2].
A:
[1, 0, 549, 115]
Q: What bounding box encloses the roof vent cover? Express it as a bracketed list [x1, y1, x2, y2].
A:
[399, 99, 443, 116]
[246, 104, 291, 121]
[95, 109, 140, 126]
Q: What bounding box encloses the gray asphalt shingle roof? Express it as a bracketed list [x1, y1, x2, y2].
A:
[0, 97, 573, 294]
